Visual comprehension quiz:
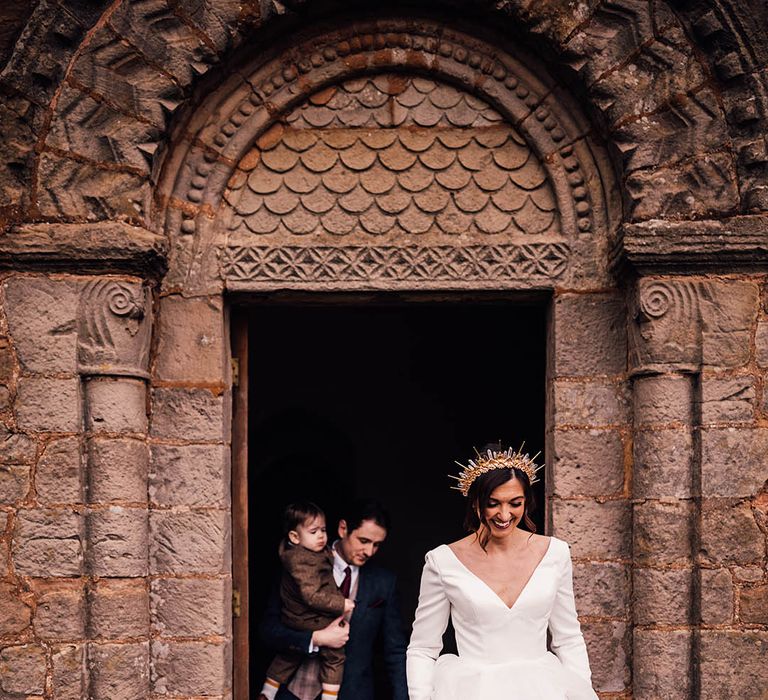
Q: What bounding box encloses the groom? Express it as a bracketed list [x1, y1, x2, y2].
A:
[259, 499, 409, 700]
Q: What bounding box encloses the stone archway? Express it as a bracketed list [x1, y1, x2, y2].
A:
[156, 19, 619, 295]
[153, 16, 630, 697]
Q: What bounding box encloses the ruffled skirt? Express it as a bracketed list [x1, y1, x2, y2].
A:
[431, 652, 599, 700]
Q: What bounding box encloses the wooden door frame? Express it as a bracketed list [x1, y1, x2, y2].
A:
[231, 311, 250, 700]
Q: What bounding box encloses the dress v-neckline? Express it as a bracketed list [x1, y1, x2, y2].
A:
[443, 538, 553, 612]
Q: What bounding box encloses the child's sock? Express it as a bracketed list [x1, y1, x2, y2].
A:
[320, 690, 340, 700]
[260, 678, 280, 700]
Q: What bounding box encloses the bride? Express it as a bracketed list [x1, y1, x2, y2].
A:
[406, 445, 598, 700]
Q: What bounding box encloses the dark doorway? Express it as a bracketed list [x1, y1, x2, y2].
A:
[246, 298, 546, 695]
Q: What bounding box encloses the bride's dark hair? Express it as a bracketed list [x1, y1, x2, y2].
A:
[464, 442, 537, 550]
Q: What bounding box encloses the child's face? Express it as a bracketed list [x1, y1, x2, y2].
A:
[292, 514, 328, 552]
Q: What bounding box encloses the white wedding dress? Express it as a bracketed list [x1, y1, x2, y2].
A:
[407, 537, 598, 700]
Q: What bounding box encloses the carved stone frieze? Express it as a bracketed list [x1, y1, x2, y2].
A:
[219, 242, 569, 288]
[77, 278, 152, 378]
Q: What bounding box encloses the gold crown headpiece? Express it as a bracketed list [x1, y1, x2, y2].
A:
[449, 446, 543, 497]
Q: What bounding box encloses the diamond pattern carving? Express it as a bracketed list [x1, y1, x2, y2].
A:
[219, 243, 569, 284]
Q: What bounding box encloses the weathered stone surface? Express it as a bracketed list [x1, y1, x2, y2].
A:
[552, 499, 630, 559]
[13, 508, 83, 576]
[89, 578, 150, 639]
[701, 377, 756, 423]
[0, 336, 15, 383]
[702, 428, 768, 497]
[0, 581, 32, 635]
[552, 293, 627, 377]
[0, 463, 29, 503]
[46, 85, 161, 173]
[151, 640, 230, 695]
[552, 429, 625, 497]
[87, 507, 148, 577]
[52, 643, 85, 700]
[89, 641, 150, 699]
[88, 437, 148, 503]
[633, 568, 693, 625]
[151, 387, 228, 441]
[84, 377, 147, 434]
[36, 151, 149, 221]
[3, 276, 79, 373]
[553, 380, 629, 427]
[700, 631, 768, 699]
[756, 321, 768, 368]
[618, 216, 768, 273]
[36, 437, 82, 504]
[572, 562, 629, 618]
[701, 281, 759, 369]
[0, 424, 36, 463]
[582, 621, 629, 693]
[701, 498, 765, 566]
[632, 374, 692, 425]
[626, 154, 739, 222]
[15, 376, 80, 432]
[740, 584, 768, 623]
[633, 500, 693, 565]
[32, 579, 85, 639]
[633, 428, 692, 498]
[149, 510, 230, 574]
[1, 222, 167, 274]
[701, 568, 734, 625]
[154, 295, 226, 382]
[733, 565, 764, 583]
[633, 629, 691, 699]
[149, 443, 229, 507]
[0, 384, 10, 410]
[151, 577, 231, 637]
[0, 644, 47, 694]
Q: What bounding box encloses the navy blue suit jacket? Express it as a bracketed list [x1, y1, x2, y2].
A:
[259, 563, 409, 700]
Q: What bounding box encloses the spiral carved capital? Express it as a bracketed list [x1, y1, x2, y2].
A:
[77, 279, 151, 378]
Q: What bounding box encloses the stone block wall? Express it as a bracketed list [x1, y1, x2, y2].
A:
[148, 293, 232, 698]
[697, 277, 768, 699]
[549, 290, 632, 695]
[0, 275, 233, 699]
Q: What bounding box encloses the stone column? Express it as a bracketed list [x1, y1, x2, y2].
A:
[77, 278, 153, 699]
[629, 278, 703, 699]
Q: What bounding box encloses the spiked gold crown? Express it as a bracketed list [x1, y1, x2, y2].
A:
[450, 446, 543, 496]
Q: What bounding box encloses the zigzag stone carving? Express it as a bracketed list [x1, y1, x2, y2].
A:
[219, 242, 570, 285]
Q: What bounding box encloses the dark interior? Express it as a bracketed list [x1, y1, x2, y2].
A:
[247, 298, 547, 694]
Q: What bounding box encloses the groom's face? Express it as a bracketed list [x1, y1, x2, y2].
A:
[337, 518, 387, 567]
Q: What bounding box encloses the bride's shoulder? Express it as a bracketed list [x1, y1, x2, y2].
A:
[545, 535, 574, 558]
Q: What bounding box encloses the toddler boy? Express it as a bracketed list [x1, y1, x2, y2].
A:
[259, 501, 354, 700]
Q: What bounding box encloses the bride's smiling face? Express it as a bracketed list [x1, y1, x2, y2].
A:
[483, 478, 525, 537]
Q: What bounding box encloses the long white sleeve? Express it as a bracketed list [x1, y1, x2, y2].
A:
[407, 550, 450, 700]
[548, 545, 593, 683]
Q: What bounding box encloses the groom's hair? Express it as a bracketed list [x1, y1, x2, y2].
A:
[283, 500, 325, 537]
[341, 498, 391, 533]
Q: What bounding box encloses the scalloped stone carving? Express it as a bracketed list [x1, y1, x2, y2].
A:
[223, 87, 559, 241]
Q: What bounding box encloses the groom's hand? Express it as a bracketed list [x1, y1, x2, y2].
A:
[311, 616, 350, 649]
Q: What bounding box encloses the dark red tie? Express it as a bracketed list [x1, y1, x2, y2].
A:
[339, 566, 352, 597]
